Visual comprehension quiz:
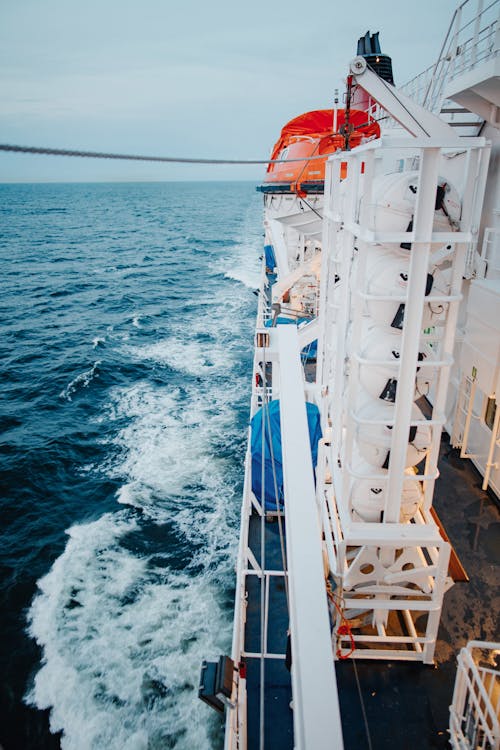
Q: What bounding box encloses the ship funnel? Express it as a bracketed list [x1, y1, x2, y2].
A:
[356, 30, 394, 84]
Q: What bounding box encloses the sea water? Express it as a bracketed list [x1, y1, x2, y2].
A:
[0, 181, 261, 749]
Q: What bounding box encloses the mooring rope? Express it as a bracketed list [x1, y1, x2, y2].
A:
[0, 142, 329, 166]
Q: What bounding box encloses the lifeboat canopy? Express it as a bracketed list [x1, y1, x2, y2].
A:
[258, 108, 380, 195]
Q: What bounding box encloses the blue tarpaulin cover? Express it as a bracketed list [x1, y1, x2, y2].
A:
[264, 316, 313, 328]
[250, 399, 322, 511]
[264, 244, 276, 270]
[264, 316, 300, 327]
[301, 338, 317, 360]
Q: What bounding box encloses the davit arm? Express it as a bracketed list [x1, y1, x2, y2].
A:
[349, 56, 460, 141]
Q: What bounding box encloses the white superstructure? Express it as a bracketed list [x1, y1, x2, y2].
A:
[221, 2, 500, 748]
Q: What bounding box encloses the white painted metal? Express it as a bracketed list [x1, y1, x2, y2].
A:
[226, 326, 281, 750]
[276, 324, 344, 750]
[397, 0, 499, 115]
[267, 219, 290, 277]
[226, 7, 498, 743]
[452, 376, 480, 456]
[271, 257, 318, 304]
[449, 640, 500, 750]
[225, 442, 252, 750]
[482, 397, 500, 489]
[349, 59, 462, 141]
[315, 130, 489, 662]
[461, 280, 500, 395]
[384, 148, 440, 522]
[479, 227, 500, 275]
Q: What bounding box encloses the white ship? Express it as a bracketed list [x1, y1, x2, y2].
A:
[200, 1, 500, 747]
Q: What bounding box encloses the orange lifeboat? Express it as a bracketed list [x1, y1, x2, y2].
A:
[259, 108, 380, 195]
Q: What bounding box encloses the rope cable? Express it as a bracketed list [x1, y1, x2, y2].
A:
[0, 142, 332, 166]
[353, 660, 374, 750]
[294, 138, 321, 187]
[326, 581, 355, 660]
[259, 343, 267, 750]
[298, 195, 323, 220]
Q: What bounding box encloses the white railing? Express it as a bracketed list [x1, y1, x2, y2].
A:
[276, 325, 343, 750]
[400, 0, 500, 114]
[256, 260, 273, 329]
[479, 227, 500, 276]
[449, 640, 500, 750]
[448, 0, 500, 81]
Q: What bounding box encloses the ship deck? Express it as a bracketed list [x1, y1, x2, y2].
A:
[244, 512, 293, 748]
[243, 432, 499, 749]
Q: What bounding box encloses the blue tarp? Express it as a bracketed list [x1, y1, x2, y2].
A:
[264, 316, 312, 328]
[264, 244, 276, 271]
[301, 338, 318, 361]
[264, 316, 299, 327]
[250, 399, 322, 511]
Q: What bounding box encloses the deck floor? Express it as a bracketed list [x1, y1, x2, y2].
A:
[245, 513, 293, 749]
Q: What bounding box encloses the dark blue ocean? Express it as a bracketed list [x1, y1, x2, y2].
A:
[0, 181, 261, 750]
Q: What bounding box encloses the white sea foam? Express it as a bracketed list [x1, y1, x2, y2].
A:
[30, 378, 242, 749]
[124, 338, 230, 377]
[223, 259, 260, 290]
[107, 381, 239, 525]
[27, 513, 230, 750]
[220, 210, 261, 290]
[60, 361, 101, 401]
[132, 314, 141, 328]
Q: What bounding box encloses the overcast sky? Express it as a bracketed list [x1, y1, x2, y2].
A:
[0, 0, 460, 182]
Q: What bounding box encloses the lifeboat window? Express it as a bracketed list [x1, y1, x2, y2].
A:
[279, 147, 289, 161]
[484, 396, 497, 431]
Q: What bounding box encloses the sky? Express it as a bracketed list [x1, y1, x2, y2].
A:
[0, 0, 461, 182]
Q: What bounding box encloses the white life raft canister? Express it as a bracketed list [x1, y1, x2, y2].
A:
[365, 250, 449, 330]
[351, 472, 424, 523]
[356, 401, 431, 469]
[366, 171, 461, 243]
[358, 326, 435, 402]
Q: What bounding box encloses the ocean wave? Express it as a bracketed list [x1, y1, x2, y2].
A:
[60, 361, 101, 401]
[223, 267, 259, 289]
[106, 381, 240, 514]
[217, 212, 261, 291]
[18, 182, 260, 750]
[123, 338, 230, 377]
[26, 512, 229, 750]
[27, 361, 244, 745]
[28, 371, 242, 748]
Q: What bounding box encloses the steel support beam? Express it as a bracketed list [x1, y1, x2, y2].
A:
[349, 57, 461, 141]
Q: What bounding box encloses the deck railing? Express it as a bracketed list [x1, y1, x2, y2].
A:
[449, 640, 500, 750]
[400, 0, 500, 114]
[372, 0, 500, 133]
